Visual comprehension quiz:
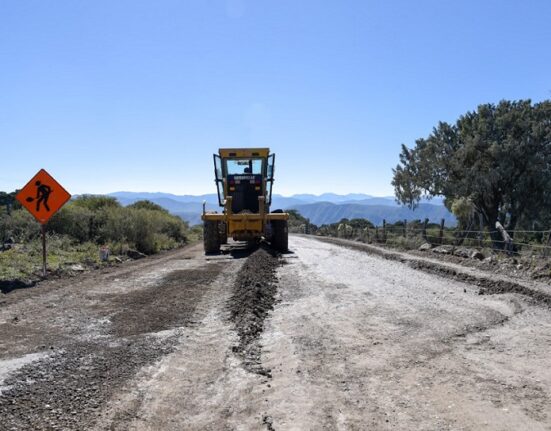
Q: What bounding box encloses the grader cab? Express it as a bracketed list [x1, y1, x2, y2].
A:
[201, 148, 289, 253]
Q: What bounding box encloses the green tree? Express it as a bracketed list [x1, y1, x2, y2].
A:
[72, 195, 120, 211]
[392, 100, 551, 246]
[287, 209, 317, 234]
[128, 200, 169, 213]
[0, 191, 19, 215]
[347, 218, 375, 230]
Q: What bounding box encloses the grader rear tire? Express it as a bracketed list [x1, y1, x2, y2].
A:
[271, 220, 288, 252]
[203, 220, 221, 253]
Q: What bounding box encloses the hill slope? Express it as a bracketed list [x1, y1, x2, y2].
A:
[106, 192, 455, 226]
[289, 202, 455, 226]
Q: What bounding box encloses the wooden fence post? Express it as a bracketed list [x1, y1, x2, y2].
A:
[478, 213, 484, 248]
[439, 219, 445, 245]
[403, 219, 407, 238]
[422, 218, 428, 242]
[496, 221, 513, 255]
[382, 219, 387, 243]
[375, 226, 379, 243]
[544, 230, 551, 257]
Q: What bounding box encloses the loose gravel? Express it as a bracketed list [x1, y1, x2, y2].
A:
[228, 246, 281, 376]
[0, 255, 224, 430]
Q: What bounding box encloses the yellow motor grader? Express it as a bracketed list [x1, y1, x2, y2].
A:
[201, 148, 289, 253]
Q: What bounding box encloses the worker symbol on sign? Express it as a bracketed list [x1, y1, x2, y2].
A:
[25, 181, 52, 212]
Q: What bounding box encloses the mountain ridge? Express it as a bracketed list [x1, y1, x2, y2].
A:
[106, 192, 454, 226]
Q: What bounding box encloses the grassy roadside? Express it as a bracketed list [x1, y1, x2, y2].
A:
[0, 233, 202, 292]
[0, 195, 203, 290]
[0, 236, 98, 281]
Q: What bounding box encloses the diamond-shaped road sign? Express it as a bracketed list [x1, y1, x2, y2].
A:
[16, 169, 71, 224]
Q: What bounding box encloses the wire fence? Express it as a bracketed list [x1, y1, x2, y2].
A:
[305, 219, 551, 257]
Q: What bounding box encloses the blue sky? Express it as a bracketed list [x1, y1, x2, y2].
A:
[1, 0, 550, 196]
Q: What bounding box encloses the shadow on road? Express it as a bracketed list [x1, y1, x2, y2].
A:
[205, 240, 294, 260]
[0, 279, 37, 295]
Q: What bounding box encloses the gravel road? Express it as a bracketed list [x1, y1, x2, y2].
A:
[1, 236, 551, 430]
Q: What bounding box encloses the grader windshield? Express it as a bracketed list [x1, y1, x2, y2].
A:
[226, 159, 263, 175]
[213, 152, 274, 211]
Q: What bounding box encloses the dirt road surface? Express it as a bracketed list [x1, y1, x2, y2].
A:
[1, 236, 551, 430]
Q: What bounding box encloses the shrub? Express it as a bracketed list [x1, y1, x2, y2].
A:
[127, 208, 187, 254]
[98, 206, 130, 243]
[48, 204, 96, 242]
[72, 195, 120, 211]
[128, 200, 168, 213]
[386, 234, 425, 250]
[0, 209, 40, 242]
[94, 205, 188, 254]
[0, 191, 191, 256]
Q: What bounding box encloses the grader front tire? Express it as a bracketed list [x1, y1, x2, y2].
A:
[203, 220, 221, 253]
[219, 222, 228, 245]
[271, 220, 288, 252]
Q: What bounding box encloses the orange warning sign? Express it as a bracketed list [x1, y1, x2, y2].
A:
[16, 169, 71, 224]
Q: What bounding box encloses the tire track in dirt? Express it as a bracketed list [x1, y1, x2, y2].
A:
[0, 261, 224, 430]
[97, 252, 265, 430]
[109, 266, 223, 337]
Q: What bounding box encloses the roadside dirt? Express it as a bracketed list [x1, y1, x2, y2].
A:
[312, 235, 551, 307]
[0, 244, 225, 430]
[257, 236, 551, 430]
[2, 236, 551, 430]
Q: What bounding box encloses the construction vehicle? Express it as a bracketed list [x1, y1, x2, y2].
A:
[201, 148, 289, 253]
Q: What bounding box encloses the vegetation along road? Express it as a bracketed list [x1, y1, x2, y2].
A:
[1, 235, 551, 430]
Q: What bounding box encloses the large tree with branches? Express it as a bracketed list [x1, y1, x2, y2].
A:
[392, 99, 551, 246]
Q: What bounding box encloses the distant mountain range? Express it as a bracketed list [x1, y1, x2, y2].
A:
[290, 201, 454, 226]
[107, 192, 454, 226]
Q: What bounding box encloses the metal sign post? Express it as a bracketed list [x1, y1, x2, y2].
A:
[41, 224, 47, 277]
